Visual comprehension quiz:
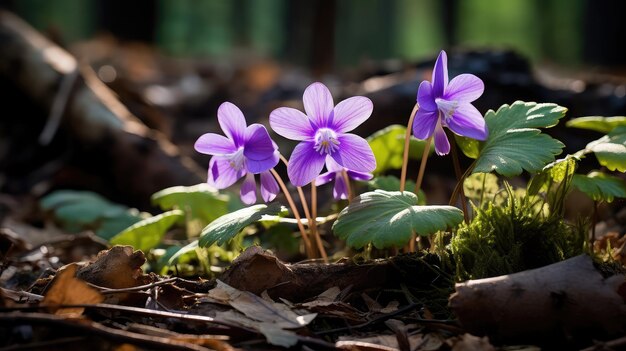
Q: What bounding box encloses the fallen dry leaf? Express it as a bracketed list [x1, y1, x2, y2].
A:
[449, 334, 496, 351]
[209, 280, 316, 329]
[42, 263, 104, 316]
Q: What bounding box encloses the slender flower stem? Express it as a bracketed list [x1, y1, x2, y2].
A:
[341, 170, 354, 202]
[311, 181, 318, 221]
[450, 160, 475, 207]
[414, 136, 432, 195]
[270, 168, 315, 258]
[279, 154, 327, 262]
[400, 103, 420, 192]
[448, 133, 469, 224]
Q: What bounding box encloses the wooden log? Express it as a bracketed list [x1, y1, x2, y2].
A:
[0, 11, 204, 207]
[449, 255, 626, 344]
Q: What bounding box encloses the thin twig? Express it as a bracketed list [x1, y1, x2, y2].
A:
[39, 67, 80, 145]
[0, 312, 214, 351]
[87, 277, 178, 294]
[400, 103, 420, 192]
[0, 336, 86, 351]
[315, 303, 421, 335]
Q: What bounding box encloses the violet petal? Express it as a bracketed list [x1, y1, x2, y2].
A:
[417, 81, 437, 112]
[260, 171, 280, 202]
[447, 103, 488, 140]
[246, 151, 279, 174]
[347, 170, 373, 181]
[412, 109, 438, 140]
[194, 133, 236, 155]
[433, 122, 450, 156]
[445, 74, 484, 103]
[315, 171, 335, 186]
[331, 134, 376, 173]
[431, 50, 448, 98]
[243, 124, 277, 161]
[218, 102, 247, 147]
[287, 141, 327, 186]
[240, 173, 257, 205]
[207, 156, 245, 189]
[269, 107, 315, 141]
[324, 156, 343, 172]
[331, 96, 373, 133]
[333, 173, 348, 200]
[303, 82, 334, 128]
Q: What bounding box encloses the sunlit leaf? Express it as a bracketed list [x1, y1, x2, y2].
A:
[199, 202, 283, 247]
[582, 126, 626, 172]
[527, 156, 579, 195]
[366, 125, 432, 174]
[572, 171, 626, 203]
[110, 210, 185, 252]
[332, 190, 463, 249]
[566, 116, 626, 133]
[470, 101, 567, 176]
[151, 184, 230, 224]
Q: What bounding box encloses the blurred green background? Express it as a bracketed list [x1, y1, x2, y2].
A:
[2, 0, 625, 70]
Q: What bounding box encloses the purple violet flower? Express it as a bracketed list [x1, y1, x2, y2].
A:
[413, 50, 488, 155]
[316, 156, 373, 200]
[194, 102, 280, 205]
[269, 82, 376, 187]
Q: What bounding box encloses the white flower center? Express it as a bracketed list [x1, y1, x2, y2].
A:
[314, 128, 340, 155]
[227, 147, 246, 171]
[435, 98, 459, 123]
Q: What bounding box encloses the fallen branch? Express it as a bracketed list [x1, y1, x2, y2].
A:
[0, 11, 203, 207]
[449, 255, 626, 344]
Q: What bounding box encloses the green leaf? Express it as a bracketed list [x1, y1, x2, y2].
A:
[332, 190, 464, 249]
[572, 171, 626, 203]
[366, 125, 432, 174]
[110, 210, 185, 252]
[40, 190, 143, 237]
[199, 202, 283, 247]
[455, 135, 481, 159]
[151, 184, 230, 224]
[367, 175, 426, 205]
[566, 116, 626, 133]
[471, 101, 567, 176]
[527, 156, 579, 195]
[583, 126, 626, 172]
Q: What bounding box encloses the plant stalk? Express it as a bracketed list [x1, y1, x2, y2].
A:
[448, 133, 469, 224]
[400, 103, 420, 192]
[341, 169, 354, 202]
[269, 168, 315, 258]
[280, 155, 327, 262]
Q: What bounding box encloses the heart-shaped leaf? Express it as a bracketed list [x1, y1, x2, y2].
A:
[332, 190, 463, 249]
[110, 210, 184, 252]
[460, 101, 567, 176]
[199, 202, 283, 247]
[572, 171, 626, 203]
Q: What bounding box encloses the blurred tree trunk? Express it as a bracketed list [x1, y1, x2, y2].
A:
[97, 0, 156, 42]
